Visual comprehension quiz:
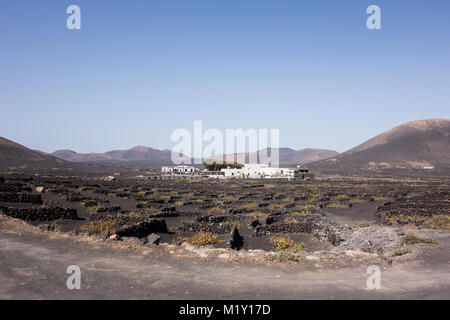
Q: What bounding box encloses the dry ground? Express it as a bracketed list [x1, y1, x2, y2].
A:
[1, 174, 449, 299]
[1, 214, 450, 299]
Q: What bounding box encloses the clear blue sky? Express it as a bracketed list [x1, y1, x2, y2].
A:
[1, 0, 449, 153]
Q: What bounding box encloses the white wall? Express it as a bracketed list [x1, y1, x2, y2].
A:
[221, 164, 294, 179]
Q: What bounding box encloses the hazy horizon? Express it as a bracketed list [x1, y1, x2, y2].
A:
[1, 1, 450, 154]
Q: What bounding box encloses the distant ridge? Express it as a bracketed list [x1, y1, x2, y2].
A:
[0, 137, 157, 176]
[3, 118, 449, 176]
[53, 146, 172, 163]
[210, 148, 338, 166]
[53, 146, 338, 167]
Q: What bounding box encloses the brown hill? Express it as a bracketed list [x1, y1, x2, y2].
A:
[210, 148, 338, 166]
[52, 146, 175, 166]
[52, 150, 113, 162]
[0, 137, 159, 176]
[0, 137, 71, 173]
[309, 119, 450, 173]
[285, 148, 339, 164]
[54, 146, 337, 167]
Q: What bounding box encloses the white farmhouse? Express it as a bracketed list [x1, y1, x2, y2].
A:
[221, 164, 294, 179]
[162, 165, 199, 175]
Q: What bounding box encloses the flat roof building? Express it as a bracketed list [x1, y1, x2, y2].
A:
[162, 165, 199, 175]
[221, 164, 295, 179]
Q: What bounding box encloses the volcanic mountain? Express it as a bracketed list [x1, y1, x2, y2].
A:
[54, 146, 337, 167]
[0, 137, 72, 173]
[278, 148, 338, 165]
[52, 146, 175, 167]
[309, 119, 450, 173]
[210, 148, 338, 166]
[0, 138, 160, 176]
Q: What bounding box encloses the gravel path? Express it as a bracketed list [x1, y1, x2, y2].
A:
[1, 229, 449, 299]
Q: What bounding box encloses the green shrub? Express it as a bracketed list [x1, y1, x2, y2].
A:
[209, 207, 225, 214]
[401, 234, 436, 245]
[264, 251, 297, 263]
[269, 235, 305, 252]
[80, 219, 118, 234]
[247, 211, 267, 218]
[181, 232, 219, 246]
[423, 215, 450, 230]
[326, 203, 349, 209]
[392, 248, 410, 257]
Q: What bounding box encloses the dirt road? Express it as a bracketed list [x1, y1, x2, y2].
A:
[1, 229, 450, 299]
